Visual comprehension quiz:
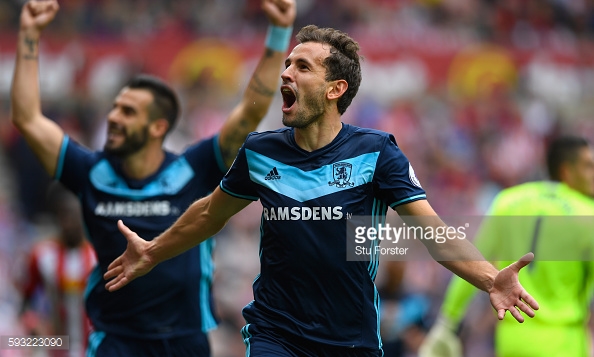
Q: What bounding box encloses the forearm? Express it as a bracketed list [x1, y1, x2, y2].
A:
[240, 0, 294, 119]
[241, 46, 286, 119]
[218, 0, 295, 166]
[396, 201, 498, 292]
[430, 238, 498, 293]
[219, 43, 288, 166]
[10, 28, 64, 176]
[11, 29, 42, 128]
[106, 188, 250, 292]
[145, 196, 228, 265]
[239, 17, 293, 117]
[9, 2, 63, 176]
[218, 43, 288, 166]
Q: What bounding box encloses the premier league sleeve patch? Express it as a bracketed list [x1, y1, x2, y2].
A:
[408, 163, 422, 188]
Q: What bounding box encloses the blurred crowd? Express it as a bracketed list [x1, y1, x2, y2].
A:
[1, 0, 594, 40]
[1, 0, 594, 356]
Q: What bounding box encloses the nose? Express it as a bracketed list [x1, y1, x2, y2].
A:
[107, 107, 120, 123]
[281, 66, 293, 83]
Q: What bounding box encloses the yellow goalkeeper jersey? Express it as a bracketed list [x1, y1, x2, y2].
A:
[442, 181, 594, 328]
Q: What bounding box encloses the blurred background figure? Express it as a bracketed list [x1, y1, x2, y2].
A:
[419, 136, 594, 357]
[17, 183, 96, 357]
[1, 1, 594, 356]
[377, 259, 431, 357]
[9, 0, 295, 355]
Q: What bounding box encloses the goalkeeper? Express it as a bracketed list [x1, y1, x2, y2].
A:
[420, 136, 594, 357]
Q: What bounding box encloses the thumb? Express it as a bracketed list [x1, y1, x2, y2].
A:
[117, 220, 136, 241]
[509, 252, 534, 272]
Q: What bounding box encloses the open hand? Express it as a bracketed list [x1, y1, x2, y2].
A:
[104, 220, 155, 292]
[489, 252, 540, 322]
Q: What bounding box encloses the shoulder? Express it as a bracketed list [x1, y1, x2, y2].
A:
[492, 182, 548, 207]
[247, 127, 292, 139]
[347, 125, 399, 152]
[497, 182, 542, 198]
[558, 184, 594, 212]
[62, 135, 106, 160]
[348, 124, 394, 140]
[491, 181, 594, 214]
[57, 136, 105, 183]
[242, 128, 293, 147]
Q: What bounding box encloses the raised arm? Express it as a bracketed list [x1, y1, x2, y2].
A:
[218, 0, 296, 167]
[10, 0, 64, 177]
[395, 199, 539, 322]
[104, 186, 252, 292]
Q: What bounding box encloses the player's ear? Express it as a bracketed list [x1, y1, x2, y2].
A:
[326, 79, 348, 101]
[559, 162, 571, 182]
[559, 161, 581, 190]
[150, 118, 170, 139]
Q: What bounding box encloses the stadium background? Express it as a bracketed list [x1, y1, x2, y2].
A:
[0, 0, 593, 356]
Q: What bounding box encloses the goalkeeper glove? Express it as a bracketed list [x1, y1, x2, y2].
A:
[418, 314, 462, 357]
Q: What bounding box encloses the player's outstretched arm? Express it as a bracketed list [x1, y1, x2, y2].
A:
[395, 200, 539, 322]
[218, 0, 296, 167]
[10, 0, 65, 177]
[104, 187, 251, 291]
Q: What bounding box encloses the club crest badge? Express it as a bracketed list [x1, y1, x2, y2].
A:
[329, 162, 355, 188]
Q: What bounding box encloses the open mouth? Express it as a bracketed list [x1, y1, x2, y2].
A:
[107, 124, 125, 140]
[281, 85, 296, 112]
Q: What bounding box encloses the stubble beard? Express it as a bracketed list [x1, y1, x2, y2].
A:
[104, 125, 150, 158]
[282, 86, 326, 129]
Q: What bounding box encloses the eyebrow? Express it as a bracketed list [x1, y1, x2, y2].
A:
[113, 101, 137, 114]
[285, 56, 315, 68]
[122, 104, 137, 113]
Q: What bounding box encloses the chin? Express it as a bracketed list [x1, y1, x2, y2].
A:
[104, 145, 125, 157]
[104, 140, 118, 150]
[281, 116, 292, 127]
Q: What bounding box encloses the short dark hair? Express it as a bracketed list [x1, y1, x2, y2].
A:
[547, 136, 590, 181]
[125, 74, 180, 134]
[296, 25, 362, 115]
[45, 181, 79, 216]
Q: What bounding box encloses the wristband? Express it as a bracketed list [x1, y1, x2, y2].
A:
[265, 25, 293, 52]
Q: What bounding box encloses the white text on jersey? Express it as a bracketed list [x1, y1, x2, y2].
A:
[94, 201, 172, 217]
[263, 206, 343, 220]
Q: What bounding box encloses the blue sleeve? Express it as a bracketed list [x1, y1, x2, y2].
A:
[373, 134, 426, 208]
[219, 135, 260, 201]
[56, 136, 95, 195]
[183, 134, 228, 191]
